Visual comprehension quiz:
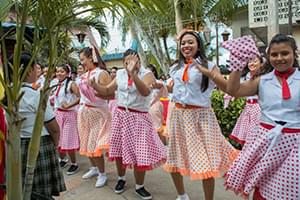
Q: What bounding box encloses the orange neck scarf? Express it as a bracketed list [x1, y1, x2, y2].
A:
[182, 59, 193, 83]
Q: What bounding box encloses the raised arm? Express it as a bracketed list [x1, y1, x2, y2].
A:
[127, 54, 155, 96]
[227, 71, 260, 98]
[196, 64, 228, 92]
[132, 72, 155, 96]
[89, 71, 117, 98]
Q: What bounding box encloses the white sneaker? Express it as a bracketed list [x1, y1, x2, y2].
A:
[176, 194, 190, 200]
[95, 174, 107, 188]
[82, 167, 99, 179]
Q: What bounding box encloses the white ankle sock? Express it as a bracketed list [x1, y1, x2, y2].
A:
[178, 193, 189, 200]
[118, 176, 126, 181]
[135, 184, 144, 190]
[99, 172, 106, 176]
[59, 157, 68, 162]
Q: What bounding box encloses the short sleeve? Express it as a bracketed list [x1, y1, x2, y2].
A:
[44, 98, 55, 123]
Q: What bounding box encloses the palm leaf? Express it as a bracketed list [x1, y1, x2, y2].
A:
[0, 0, 13, 21]
[206, 0, 248, 22]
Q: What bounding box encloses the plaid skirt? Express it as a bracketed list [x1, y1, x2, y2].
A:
[21, 136, 66, 199]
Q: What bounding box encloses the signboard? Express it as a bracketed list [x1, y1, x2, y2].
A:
[249, 0, 300, 28]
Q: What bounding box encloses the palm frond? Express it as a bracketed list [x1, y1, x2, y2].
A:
[206, 0, 248, 22]
[0, 0, 14, 21]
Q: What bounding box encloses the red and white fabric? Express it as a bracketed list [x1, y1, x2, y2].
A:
[78, 105, 111, 157]
[222, 35, 260, 71]
[109, 108, 167, 170]
[225, 123, 300, 200]
[230, 102, 261, 145]
[55, 110, 80, 153]
[164, 106, 238, 180]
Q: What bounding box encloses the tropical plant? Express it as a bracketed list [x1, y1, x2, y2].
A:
[1, 1, 166, 200]
[211, 89, 245, 149]
[172, 0, 249, 34]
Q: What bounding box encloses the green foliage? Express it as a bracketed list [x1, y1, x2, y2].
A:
[211, 89, 245, 149]
[0, 0, 13, 21]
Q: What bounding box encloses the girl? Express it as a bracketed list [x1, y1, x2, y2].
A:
[17, 53, 65, 199]
[75, 64, 85, 85]
[32, 63, 44, 90]
[164, 30, 237, 200]
[78, 46, 112, 187]
[148, 64, 168, 144]
[90, 49, 166, 200]
[229, 57, 265, 146]
[53, 64, 81, 175]
[221, 34, 300, 199]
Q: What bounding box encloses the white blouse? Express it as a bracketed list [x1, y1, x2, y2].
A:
[116, 67, 152, 112]
[170, 60, 216, 107]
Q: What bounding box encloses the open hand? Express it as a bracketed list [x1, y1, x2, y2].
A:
[61, 101, 69, 109]
[125, 54, 139, 76]
[150, 81, 164, 90]
[166, 79, 174, 92]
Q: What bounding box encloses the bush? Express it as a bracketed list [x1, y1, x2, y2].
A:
[211, 89, 245, 149]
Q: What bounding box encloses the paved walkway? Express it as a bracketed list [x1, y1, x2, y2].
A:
[56, 156, 242, 200]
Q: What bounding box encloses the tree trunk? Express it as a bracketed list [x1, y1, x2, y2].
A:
[174, 0, 183, 59]
[152, 33, 168, 74]
[174, 0, 183, 34]
[6, 1, 30, 199]
[134, 19, 168, 74]
[130, 19, 149, 67]
[162, 36, 171, 66]
[22, 29, 58, 200]
[6, 115, 23, 200]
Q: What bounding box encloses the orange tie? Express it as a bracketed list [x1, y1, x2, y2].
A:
[182, 59, 193, 83]
[31, 82, 40, 90]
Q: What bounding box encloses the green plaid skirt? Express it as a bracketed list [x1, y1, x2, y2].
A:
[21, 135, 66, 199]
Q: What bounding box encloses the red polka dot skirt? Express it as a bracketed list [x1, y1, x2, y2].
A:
[109, 108, 167, 171]
[225, 124, 300, 200]
[78, 105, 111, 157]
[164, 107, 238, 180]
[55, 110, 80, 153]
[230, 102, 261, 145]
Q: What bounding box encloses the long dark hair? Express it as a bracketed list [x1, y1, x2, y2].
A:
[79, 45, 107, 70]
[177, 31, 209, 92]
[266, 33, 300, 70]
[57, 64, 72, 95]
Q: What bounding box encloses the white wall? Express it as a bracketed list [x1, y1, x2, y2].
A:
[231, 9, 249, 38]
